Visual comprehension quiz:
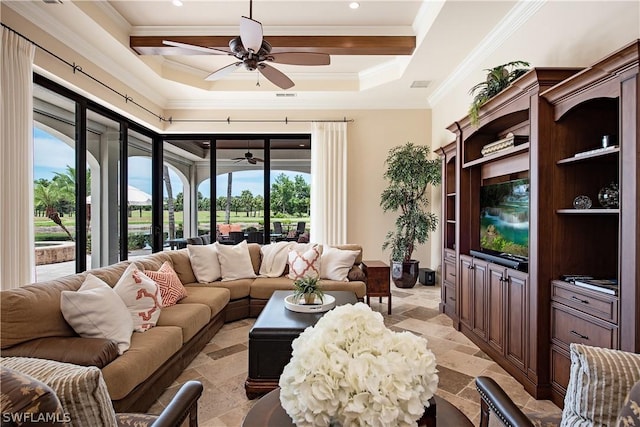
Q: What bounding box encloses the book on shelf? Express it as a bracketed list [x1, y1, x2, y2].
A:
[572, 278, 619, 295]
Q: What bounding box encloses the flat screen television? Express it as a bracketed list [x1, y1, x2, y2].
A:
[479, 177, 529, 258]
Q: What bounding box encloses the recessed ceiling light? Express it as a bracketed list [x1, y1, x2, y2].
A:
[172, 0, 183, 6]
[349, 2, 360, 10]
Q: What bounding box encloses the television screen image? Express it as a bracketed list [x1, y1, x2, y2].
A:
[480, 178, 529, 257]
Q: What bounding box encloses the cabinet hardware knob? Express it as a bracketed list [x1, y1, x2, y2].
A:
[570, 330, 589, 340]
[449, 297, 456, 302]
[571, 296, 589, 304]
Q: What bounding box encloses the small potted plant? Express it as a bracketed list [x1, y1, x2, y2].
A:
[293, 276, 324, 305]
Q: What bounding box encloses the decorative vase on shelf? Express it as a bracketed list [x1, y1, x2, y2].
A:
[598, 182, 619, 208]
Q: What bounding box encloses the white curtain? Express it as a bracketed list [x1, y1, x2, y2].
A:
[1, 28, 36, 289]
[310, 122, 347, 245]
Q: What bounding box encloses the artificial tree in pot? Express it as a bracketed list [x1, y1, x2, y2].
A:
[380, 142, 441, 288]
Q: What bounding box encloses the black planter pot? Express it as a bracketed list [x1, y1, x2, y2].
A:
[391, 260, 420, 288]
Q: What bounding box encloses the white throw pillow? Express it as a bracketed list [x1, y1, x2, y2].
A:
[288, 245, 322, 280]
[114, 263, 163, 332]
[188, 243, 222, 282]
[60, 274, 133, 355]
[321, 246, 359, 281]
[216, 240, 257, 282]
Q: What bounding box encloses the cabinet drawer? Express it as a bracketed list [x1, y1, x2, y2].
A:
[443, 283, 456, 306]
[444, 260, 456, 284]
[444, 248, 456, 260]
[551, 303, 618, 350]
[551, 280, 618, 323]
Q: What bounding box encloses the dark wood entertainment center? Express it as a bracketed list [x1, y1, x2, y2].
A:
[438, 40, 639, 406]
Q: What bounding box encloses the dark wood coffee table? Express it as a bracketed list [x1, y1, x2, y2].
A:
[242, 388, 474, 427]
[244, 290, 358, 399]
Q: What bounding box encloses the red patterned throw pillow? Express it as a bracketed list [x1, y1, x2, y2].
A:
[287, 245, 322, 280]
[145, 261, 187, 307]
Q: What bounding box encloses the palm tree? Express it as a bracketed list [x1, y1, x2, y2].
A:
[34, 180, 74, 241]
[163, 164, 175, 240]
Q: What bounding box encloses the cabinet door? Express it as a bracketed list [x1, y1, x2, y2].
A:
[472, 259, 488, 339]
[487, 264, 505, 353]
[505, 269, 527, 371]
[459, 255, 473, 329]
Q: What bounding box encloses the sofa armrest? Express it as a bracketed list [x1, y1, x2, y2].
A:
[151, 380, 203, 427]
[475, 376, 533, 427]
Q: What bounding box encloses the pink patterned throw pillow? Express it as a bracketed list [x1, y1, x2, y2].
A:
[145, 261, 188, 307]
[287, 245, 322, 280]
[114, 263, 162, 332]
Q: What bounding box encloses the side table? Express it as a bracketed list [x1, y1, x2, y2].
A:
[361, 260, 391, 314]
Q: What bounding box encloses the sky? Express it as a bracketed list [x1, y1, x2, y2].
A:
[34, 128, 309, 199]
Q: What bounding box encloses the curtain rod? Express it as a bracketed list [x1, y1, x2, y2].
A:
[167, 117, 354, 124]
[2, 23, 354, 125]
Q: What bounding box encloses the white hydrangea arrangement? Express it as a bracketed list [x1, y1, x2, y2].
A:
[279, 302, 438, 427]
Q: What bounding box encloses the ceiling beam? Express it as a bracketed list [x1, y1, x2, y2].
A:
[130, 35, 415, 56]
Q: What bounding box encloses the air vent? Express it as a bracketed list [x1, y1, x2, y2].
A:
[276, 93, 297, 97]
[410, 80, 431, 88]
[42, 0, 63, 3]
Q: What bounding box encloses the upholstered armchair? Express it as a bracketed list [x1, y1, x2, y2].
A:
[475, 344, 640, 427]
[1, 358, 203, 427]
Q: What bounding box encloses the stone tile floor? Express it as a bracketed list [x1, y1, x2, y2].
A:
[148, 284, 562, 426]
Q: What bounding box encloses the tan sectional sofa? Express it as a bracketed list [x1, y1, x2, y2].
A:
[0, 243, 367, 412]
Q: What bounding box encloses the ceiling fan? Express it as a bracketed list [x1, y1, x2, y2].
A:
[162, 0, 330, 90]
[232, 142, 263, 165]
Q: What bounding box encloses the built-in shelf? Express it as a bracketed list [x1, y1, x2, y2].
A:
[557, 147, 620, 165]
[556, 208, 620, 214]
[463, 143, 530, 168]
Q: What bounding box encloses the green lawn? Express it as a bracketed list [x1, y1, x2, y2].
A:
[34, 210, 310, 239]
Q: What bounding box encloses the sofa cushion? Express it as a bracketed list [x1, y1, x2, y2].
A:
[2, 357, 118, 426]
[60, 274, 134, 355]
[247, 243, 263, 274]
[165, 250, 198, 285]
[186, 279, 252, 300]
[115, 263, 163, 332]
[561, 343, 640, 427]
[217, 241, 257, 281]
[333, 244, 363, 265]
[180, 286, 230, 319]
[1, 277, 82, 349]
[347, 265, 366, 282]
[156, 303, 211, 343]
[144, 261, 188, 307]
[1, 337, 119, 368]
[250, 277, 296, 299]
[320, 246, 359, 281]
[101, 326, 183, 400]
[318, 279, 367, 298]
[187, 243, 222, 283]
[0, 365, 66, 425]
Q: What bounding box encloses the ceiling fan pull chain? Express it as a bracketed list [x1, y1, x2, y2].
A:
[256, 72, 260, 87]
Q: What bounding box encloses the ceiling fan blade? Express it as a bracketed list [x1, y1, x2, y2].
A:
[240, 16, 263, 53]
[258, 63, 294, 90]
[248, 158, 257, 165]
[205, 62, 242, 81]
[163, 40, 230, 55]
[254, 158, 264, 162]
[269, 52, 331, 66]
